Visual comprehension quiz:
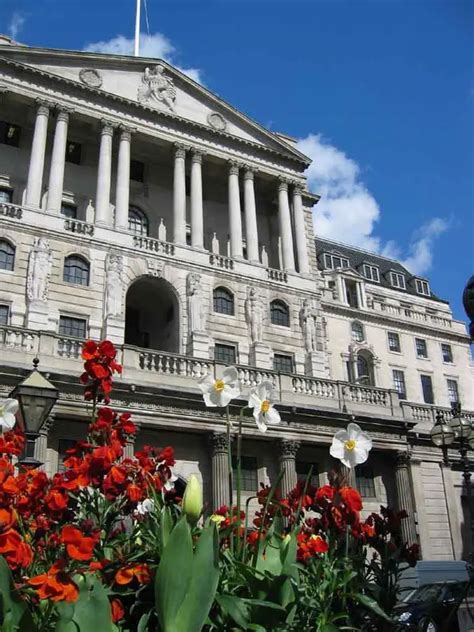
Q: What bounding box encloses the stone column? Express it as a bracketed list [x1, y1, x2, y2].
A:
[95, 120, 115, 225]
[243, 168, 259, 263]
[210, 432, 230, 510]
[25, 100, 50, 207]
[124, 425, 140, 460]
[34, 415, 55, 474]
[115, 127, 132, 230]
[228, 162, 243, 258]
[46, 108, 70, 212]
[190, 150, 204, 248]
[173, 144, 187, 244]
[292, 185, 310, 275]
[342, 464, 357, 488]
[394, 451, 418, 545]
[280, 439, 300, 498]
[278, 180, 296, 272]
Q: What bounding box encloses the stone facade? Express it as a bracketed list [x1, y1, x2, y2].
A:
[0, 38, 473, 561]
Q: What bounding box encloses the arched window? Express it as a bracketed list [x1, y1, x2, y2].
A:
[0, 240, 15, 271]
[356, 352, 374, 386]
[213, 287, 234, 315]
[351, 321, 364, 343]
[63, 255, 90, 286]
[128, 206, 149, 236]
[270, 300, 289, 327]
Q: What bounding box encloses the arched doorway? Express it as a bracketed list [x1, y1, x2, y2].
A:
[125, 277, 179, 352]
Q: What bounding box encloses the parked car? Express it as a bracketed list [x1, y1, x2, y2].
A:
[394, 581, 470, 631]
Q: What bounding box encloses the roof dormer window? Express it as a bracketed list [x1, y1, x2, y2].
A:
[362, 264, 380, 283]
[390, 271, 406, 290]
[323, 253, 350, 270]
[415, 278, 430, 296]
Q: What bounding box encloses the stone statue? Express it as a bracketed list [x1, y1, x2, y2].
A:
[187, 273, 206, 334]
[245, 287, 264, 344]
[300, 298, 318, 353]
[105, 254, 124, 317]
[26, 237, 52, 302]
[138, 64, 176, 111]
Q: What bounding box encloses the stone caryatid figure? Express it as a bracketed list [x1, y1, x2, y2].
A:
[300, 298, 318, 353]
[245, 287, 264, 344]
[187, 273, 206, 334]
[138, 64, 176, 111]
[105, 254, 124, 318]
[26, 237, 53, 302]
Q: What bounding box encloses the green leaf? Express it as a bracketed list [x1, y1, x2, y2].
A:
[353, 593, 392, 622]
[160, 506, 173, 551]
[137, 612, 152, 632]
[247, 625, 266, 632]
[0, 555, 34, 632]
[215, 594, 249, 629]
[71, 576, 113, 632]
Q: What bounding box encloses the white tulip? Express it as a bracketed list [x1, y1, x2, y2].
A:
[198, 366, 241, 407]
[136, 498, 155, 515]
[329, 422, 372, 468]
[248, 381, 281, 433]
[0, 398, 18, 430]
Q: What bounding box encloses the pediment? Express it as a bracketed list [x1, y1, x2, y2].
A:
[0, 46, 309, 164]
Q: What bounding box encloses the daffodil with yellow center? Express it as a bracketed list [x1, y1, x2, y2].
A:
[248, 381, 281, 433]
[345, 439, 356, 451]
[214, 379, 225, 392]
[330, 421, 372, 469]
[198, 367, 241, 407]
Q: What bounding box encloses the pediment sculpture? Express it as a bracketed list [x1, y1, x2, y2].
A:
[138, 64, 176, 112]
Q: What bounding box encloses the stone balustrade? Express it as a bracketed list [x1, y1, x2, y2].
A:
[372, 300, 457, 331]
[64, 218, 94, 236]
[266, 268, 288, 283]
[133, 236, 175, 256]
[209, 253, 234, 270]
[0, 202, 22, 219]
[0, 325, 39, 353]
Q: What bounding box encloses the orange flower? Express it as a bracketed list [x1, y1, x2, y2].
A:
[115, 563, 151, 586]
[0, 507, 16, 530]
[111, 597, 125, 623]
[45, 490, 68, 512]
[28, 561, 79, 602]
[127, 483, 143, 502]
[81, 340, 98, 361]
[60, 525, 97, 561]
[339, 487, 363, 513]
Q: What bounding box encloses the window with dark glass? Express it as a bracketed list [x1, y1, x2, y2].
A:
[296, 461, 319, 486]
[345, 280, 359, 308]
[0, 304, 9, 326]
[214, 343, 236, 365]
[447, 379, 459, 405]
[388, 331, 401, 353]
[392, 370, 407, 400]
[0, 240, 15, 271]
[63, 256, 90, 286]
[130, 159, 145, 182]
[128, 206, 149, 236]
[273, 353, 293, 373]
[0, 121, 21, 147]
[0, 188, 12, 204]
[66, 141, 81, 165]
[213, 287, 234, 315]
[390, 272, 406, 289]
[232, 456, 258, 492]
[57, 438, 77, 472]
[270, 300, 290, 327]
[415, 279, 430, 296]
[415, 338, 428, 359]
[421, 374, 434, 404]
[356, 353, 372, 385]
[351, 321, 364, 342]
[356, 466, 376, 498]
[58, 316, 87, 338]
[323, 253, 349, 270]
[441, 343, 453, 363]
[363, 264, 380, 283]
[60, 203, 77, 219]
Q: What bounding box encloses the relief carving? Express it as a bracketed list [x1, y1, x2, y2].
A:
[245, 287, 264, 344]
[27, 237, 52, 302]
[105, 254, 124, 318]
[138, 64, 176, 111]
[187, 273, 207, 334]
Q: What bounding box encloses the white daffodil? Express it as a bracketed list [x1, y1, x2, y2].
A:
[136, 498, 155, 515]
[248, 381, 281, 433]
[0, 398, 18, 430]
[198, 366, 241, 407]
[330, 422, 372, 468]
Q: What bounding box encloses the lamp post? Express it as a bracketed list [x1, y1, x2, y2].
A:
[10, 358, 59, 468]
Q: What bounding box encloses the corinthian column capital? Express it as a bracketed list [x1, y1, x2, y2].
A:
[280, 439, 300, 459]
[174, 143, 188, 159]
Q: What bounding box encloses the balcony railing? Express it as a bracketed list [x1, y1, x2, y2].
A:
[266, 268, 288, 283]
[133, 236, 175, 256]
[0, 202, 22, 219]
[64, 218, 94, 236]
[209, 253, 234, 270]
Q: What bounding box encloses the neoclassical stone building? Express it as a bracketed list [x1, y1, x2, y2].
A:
[0, 36, 472, 562]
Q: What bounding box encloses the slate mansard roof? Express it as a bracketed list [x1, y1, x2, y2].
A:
[314, 237, 447, 303]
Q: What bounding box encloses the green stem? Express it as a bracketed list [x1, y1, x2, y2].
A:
[226, 405, 234, 553]
[235, 408, 244, 558]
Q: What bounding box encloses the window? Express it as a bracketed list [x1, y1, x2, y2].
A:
[130, 159, 145, 182]
[356, 466, 376, 498]
[323, 253, 349, 270]
[345, 280, 359, 308]
[63, 256, 90, 286]
[0, 121, 21, 147]
[388, 331, 401, 353]
[213, 287, 234, 315]
[273, 353, 293, 373]
[392, 370, 407, 400]
[415, 338, 428, 359]
[232, 456, 258, 492]
[60, 203, 77, 219]
[128, 206, 149, 236]
[441, 343, 453, 363]
[0, 304, 9, 325]
[214, 343, 236, 365]
[0, 188, 12, 204]
[296, 461, 319, 486]
[415, 279, 430, 296]
[447, 379, 459, 405]
[421, 374, 434, 404]
[351, 321, 365, 342]
[390, 272, 406, 289]
[57, 438, 77, 472]
[58, 316, 87, 338]
[362, 264, 380, 283]
[0, 240, 15, 271]
[270, 300, 289, 327]
[348, 351, 375, 385]
[66, 141, 81, 165]
[356, 354, 371, 384]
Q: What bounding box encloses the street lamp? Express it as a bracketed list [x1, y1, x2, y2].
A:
[10, 358, 59, 468]
[430, 412, 455, 464]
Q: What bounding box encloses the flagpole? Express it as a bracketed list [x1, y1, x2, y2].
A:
[134, 0, 141, 56]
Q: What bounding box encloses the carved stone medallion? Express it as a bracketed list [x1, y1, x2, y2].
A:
[79, 68, 103, 89]
[207, 112, 227, 132]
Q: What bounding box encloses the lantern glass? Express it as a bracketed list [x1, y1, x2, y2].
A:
[430, 421, 455, 448]
[449, 413, 471, 440]
[11, 369, 58, 434]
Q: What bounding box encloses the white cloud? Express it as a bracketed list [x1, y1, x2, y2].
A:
[297, 133, 447, 275]
[8, 12, 25, 40]
[83, 32, 202, 84]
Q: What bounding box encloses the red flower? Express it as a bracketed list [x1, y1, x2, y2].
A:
[81, 340, 98, 360]
[60, 525, 97, 561]
[98, 340, 116, 359]
[111, 597, 125, 622]
[29, 561, 79, 602]
[127, 483, 143, 502]
[339, 487, 363, 513]
[115, 563, 151, 586]
[45, 490, 68, 512]
[316, 485, 336, 503]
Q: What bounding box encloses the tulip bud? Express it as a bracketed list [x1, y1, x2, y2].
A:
[182, 474, 203, 525]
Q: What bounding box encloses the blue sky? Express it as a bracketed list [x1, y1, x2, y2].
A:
[1, 0, 473, 321]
